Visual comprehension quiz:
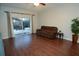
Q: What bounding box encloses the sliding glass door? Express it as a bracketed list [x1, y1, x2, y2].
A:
[11, 13, 32, 35]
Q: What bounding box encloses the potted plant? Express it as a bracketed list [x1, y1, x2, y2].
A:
[71, 17, 79, 43]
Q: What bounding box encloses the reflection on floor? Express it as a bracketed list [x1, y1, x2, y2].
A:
[14, 28, 31, 34]
[3, 34, 79, 56]
[14, 33, 32, 48]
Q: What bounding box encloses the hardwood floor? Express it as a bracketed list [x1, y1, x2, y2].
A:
[3, 34, 79, 56]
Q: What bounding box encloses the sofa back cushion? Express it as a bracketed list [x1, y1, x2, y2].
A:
[41, 26, 58, 33]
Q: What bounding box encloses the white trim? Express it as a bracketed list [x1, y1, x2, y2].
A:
[4, 11, 35, 16]
[64, 37, 79, 43]
[64, 37, 72, 41]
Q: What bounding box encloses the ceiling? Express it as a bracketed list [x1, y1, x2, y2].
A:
[1, 3, 79, 12]
[0, 3, 51, 12]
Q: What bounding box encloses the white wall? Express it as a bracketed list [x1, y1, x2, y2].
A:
[37, 4, 79, 42]
[0, 5, 38, 39]
[0, 17, 1, 33]
[0, 6, 2, 33]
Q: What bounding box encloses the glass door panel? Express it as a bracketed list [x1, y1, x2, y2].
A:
[11, 13, 32, 35]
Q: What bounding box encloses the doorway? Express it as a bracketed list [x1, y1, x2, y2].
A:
[11, 13, 32, 37]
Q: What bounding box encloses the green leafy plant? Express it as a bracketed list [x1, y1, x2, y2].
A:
[71, 17, 79, 35]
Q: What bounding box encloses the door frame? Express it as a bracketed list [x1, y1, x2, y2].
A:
[6, 12, 34, 38]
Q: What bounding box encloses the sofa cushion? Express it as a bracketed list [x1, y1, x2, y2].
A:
[36, 26, 58, 39]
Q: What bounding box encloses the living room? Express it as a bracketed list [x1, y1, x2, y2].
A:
[0, 3, 79, 56]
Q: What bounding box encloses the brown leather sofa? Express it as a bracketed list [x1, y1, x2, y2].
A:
[36, 26, 58, 39]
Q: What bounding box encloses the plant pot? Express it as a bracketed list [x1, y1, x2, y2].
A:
[72, 34, 78, 44]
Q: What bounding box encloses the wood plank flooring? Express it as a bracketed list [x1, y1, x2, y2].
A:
[3, 34, 79, 56]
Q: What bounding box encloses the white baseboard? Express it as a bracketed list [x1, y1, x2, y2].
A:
[64, 37, 79, 43]
[64, 37, 72, 41]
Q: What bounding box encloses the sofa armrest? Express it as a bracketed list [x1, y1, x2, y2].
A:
[36, 29, 41, 32]
[53, 33, 58, 38]
[36, 29, 41, 35]
[36, 29, 41, 31]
